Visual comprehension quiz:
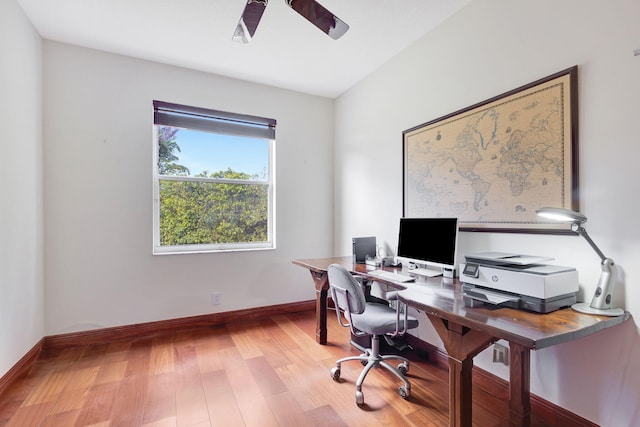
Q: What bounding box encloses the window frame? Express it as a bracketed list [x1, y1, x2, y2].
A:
[152, 101, 276, 255]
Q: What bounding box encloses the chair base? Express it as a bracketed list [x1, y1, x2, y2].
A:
[331, 335, 412, 405]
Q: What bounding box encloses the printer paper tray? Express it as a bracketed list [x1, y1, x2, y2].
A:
[462, 284, 577, 313]
[462, 286, 520, 309]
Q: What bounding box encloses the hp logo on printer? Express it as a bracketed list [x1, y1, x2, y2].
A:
[492, 275, 499, 282]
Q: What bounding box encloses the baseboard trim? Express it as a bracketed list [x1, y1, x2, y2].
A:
[0, 338, 44, 398]
[405, 334, 597, 427]
[44, 300, 316, 351]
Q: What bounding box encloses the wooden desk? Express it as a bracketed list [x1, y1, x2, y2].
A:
[293, 256, 631, 427]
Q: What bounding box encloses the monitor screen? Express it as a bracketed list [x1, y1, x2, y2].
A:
[396, 217, 459, 270]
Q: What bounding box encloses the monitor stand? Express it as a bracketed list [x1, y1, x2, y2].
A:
[409, 266, 443, 278]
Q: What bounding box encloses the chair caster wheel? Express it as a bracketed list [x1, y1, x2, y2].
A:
[398, 362, 409, 376]
[330, 367, 341, 381]
[398, 385, 410, 399]
[355, 390, 364, 405]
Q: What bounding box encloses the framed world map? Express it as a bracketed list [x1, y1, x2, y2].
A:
[403, 66, 578, 233]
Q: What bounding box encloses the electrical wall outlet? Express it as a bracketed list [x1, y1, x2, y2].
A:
[492, 343, 509, 366]
[211, 292, 222, 305]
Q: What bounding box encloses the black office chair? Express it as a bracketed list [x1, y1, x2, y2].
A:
[327, 263, 419, 405]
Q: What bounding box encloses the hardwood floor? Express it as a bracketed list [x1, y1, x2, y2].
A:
[0, 309, 553, 427]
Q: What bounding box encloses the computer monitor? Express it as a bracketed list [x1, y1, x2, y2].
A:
[396, 217, 459, 276]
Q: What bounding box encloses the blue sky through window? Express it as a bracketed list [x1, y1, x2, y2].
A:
[172, 128, 269, 179]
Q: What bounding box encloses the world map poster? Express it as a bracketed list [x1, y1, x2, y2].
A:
[403, 67, 578, 233]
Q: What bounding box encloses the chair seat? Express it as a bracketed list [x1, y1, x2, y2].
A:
[351, 302, 418, 336]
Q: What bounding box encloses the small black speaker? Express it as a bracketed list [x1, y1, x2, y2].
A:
[352, 236, 376, 264]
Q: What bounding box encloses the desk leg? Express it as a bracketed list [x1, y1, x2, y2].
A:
[509, 342, 531, 426]
[428, 315, 495, 427]
[449, 356, 474, 427]
[310, 271, 329, 345]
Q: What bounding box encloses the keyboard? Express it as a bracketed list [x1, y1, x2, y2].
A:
[367, 270, 415, 283]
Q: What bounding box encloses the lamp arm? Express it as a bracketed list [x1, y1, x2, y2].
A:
[575, 225, 607, 262]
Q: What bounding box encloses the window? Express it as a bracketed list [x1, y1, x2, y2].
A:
[153, 100, 276, 254]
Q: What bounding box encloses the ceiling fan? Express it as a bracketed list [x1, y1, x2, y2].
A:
[232, 0, 349, 43]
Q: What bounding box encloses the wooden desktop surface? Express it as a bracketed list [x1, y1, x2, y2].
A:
[293, 256, 631, 427]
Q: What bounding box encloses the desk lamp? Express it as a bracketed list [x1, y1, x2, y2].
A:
[536, 207, 624, 317]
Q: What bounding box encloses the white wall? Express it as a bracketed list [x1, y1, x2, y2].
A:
[0, 0, 44, 377]
[43, 42, 333, 334]
[334, 0, 640, 425]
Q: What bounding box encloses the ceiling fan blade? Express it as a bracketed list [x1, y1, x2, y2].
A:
[286, 0, 349, 40]
[233, 0, 268, 43]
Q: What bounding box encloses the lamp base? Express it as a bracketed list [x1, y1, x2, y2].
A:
[571, 302, 625, 317]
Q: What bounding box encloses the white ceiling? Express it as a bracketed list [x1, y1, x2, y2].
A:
[17, 0, 470, 98]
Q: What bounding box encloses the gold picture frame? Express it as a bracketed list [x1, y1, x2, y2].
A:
[403, 66, 578, 233]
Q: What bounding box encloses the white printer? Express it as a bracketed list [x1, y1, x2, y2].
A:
[460, 252, 578, 313]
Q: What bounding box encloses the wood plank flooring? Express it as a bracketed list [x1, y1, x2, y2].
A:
[0, 309, 550, 427]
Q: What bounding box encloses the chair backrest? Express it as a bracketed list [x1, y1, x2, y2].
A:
[328, 264, 366, 315]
